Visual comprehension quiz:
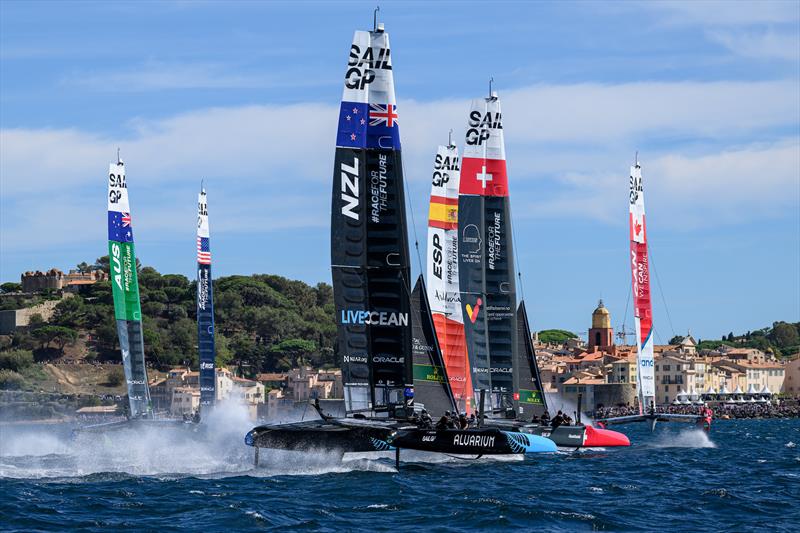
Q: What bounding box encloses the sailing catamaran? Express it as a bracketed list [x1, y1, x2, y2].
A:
[244, 17, 556, 463]
[108, 155, 152, 419]
[197, 187, 216, 412]
[597, 157, 711, 431]
[446, 88, 630, 447]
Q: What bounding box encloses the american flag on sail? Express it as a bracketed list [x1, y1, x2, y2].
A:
[197, 237, 211, 265]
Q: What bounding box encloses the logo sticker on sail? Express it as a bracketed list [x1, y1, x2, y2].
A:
[466, 298, 482, 323]
[341, 310, 409, 327]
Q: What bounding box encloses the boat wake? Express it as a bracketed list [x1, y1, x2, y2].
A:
[650, 429, 716, 449]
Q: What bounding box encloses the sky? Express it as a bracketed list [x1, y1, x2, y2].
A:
[1, 0, 798, 342]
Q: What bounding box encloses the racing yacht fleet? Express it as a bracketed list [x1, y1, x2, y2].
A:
[93, 13, 710, 462]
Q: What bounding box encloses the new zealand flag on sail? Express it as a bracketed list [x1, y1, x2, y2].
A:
[336, 101, 400, 150]
[108, 211, 134, 242]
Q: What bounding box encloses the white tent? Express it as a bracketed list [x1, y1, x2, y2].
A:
[759, 385, 772, 396]
[732, 385, 744, 395]
[719, 385, 731, 395]
[746, 384, 758, 395]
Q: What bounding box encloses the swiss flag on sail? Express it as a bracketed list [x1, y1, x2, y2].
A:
[459, 157, 509, 197]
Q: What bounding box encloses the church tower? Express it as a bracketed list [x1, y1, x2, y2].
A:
[588, 300, 614, 352]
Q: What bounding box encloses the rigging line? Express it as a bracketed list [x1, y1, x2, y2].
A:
[508, 198, 526, 304]
[647, 245, 676, 339]
[621, 277, 632, 342]
[400, 153, 425, 277]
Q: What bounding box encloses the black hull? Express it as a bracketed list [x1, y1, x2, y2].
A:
[388, 427, 556, 454]
[245, 420, 397, 454]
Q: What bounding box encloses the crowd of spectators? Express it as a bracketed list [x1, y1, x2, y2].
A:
[593, 401, 800, 420]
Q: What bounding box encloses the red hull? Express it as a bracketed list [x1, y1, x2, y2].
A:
[583, 425, 631, 447]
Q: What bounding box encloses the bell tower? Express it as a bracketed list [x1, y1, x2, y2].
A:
[588, 300, 614, 352]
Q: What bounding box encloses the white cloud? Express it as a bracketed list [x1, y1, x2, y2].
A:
[708, 29, 800, 60]
[64, 61, 330, 91]
[642, 0, 799, 27]
[2, 79, 798, 255]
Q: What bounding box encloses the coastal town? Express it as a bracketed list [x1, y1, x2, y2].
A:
[1, 270, 798, 423]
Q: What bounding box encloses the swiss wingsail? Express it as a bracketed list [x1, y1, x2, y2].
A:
[629, 160, 656, 411]
[411, 275, 458, 416]
[458, 93, 517, 415]
[514, 301, 548, 420]
[107, 160, 151, 418]
[197, 188, 215, 409]
[331, 26, 412, 414]
[426, 143, 472, 413]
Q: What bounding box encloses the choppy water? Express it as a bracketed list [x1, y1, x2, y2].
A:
[1, 416, 798, 532]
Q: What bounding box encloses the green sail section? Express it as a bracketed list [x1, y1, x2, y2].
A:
[519, 389, 544, 405]
[413, 364, 448, 384]
[108, 240, 142, 322]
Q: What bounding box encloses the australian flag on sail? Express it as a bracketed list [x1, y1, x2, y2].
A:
[197, 237, 211, 265]
[336, 101, 400, 150]
[108, 211, 133, 242]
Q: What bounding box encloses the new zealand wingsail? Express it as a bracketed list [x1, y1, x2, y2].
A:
[197, 187, 215, 412]
[596, 158, 711, 431]
[444, 89, 629, 448]
[244, 17, 556, 462]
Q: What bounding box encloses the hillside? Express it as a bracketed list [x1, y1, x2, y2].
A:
[0, 258, 337, 391]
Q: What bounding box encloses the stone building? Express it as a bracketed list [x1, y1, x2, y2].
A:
[20, 268, 107, 293]
[588, 300, 614, 352]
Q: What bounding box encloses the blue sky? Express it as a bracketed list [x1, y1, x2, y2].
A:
[1, 0, 798, 341]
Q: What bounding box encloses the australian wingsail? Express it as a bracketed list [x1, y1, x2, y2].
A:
[107, 157, 151, 419]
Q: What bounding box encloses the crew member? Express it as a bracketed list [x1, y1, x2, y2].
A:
[551, 410, 565, 429]
[539, 410, 550, 426]
[436, 412, 450, 430]
[419, 409, 433, 429]
[458, 412, 468, 429]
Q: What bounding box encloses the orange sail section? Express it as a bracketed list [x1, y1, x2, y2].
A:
[432, 313, 473, 413]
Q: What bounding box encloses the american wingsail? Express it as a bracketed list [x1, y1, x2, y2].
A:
[197, 187, 216, 413]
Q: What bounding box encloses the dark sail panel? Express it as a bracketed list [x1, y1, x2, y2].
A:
[411, 276, 457, 417]
[515, 301, 547, 420]
[457, 95, 517, 415]
[197, 189, 215, 409]
[331, 28, 411, 414]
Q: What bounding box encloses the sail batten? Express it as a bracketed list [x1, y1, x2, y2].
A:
[630, 161, 656, 411]
[197, 189, 215, 408]
[107, 161, 151, 418]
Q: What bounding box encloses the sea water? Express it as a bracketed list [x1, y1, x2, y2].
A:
[1, 416, 798, 531]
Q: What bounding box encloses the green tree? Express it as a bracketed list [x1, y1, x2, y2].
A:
[76, 261, 91, 274]
[538, 329, 578, 344]
[769, 322, 799, 349]
[668, 335, 682, 345]
[106, 366, 125, 386]
[0, 349, 34, 372]
[271, 338, 317, 369]
[33, 325, 77, 352]
[0, 369, 25, 390]
[0, 282, 22, 293]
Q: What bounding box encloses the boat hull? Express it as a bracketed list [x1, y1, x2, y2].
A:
[388, 427, 556, 454]
[524, 424, 630, 448]
[245, 420, 396, 454]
